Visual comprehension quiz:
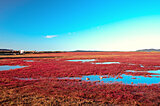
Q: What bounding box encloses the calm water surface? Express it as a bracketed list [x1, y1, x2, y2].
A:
[126, 70, 160, 74]
[67, 59, 96, 62]
[14, 77, 36, 80]
[94, 62, 120, 64]
[67, 59, 121, 64]
[0, 65, 26, 71]
[60, 74, 160, 85]
[24, 60, 34, 62]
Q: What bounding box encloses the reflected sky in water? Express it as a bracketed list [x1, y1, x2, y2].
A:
[67, 59, 95, 62]
[0, 65, 26, 71]
[24, 60, 34, 62]
[60, 74, 160, 85]
[94, 62, 120, 64]
[67, 59, 121, 64]
[60, 59, 160, 84]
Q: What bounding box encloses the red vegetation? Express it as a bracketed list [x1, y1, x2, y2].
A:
[0, 52, 160, 105]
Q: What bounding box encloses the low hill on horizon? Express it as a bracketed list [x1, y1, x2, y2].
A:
[0, 49, 13, 51]
[136, 49, 160, 52]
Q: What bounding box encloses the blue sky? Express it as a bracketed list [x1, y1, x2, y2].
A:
[1, 0, 160, 51]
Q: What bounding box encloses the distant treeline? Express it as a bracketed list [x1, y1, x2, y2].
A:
[0, 49, 64, 55]
[1, 48, 160, 55]
[72, 50, 105, 52]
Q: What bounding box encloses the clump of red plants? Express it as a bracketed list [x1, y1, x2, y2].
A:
[0, 52, 160, 105]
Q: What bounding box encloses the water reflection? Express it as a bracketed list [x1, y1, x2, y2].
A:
[59, 74, 160, 85]
[126, 70, 145, 73]
[148, 70, 160, 74]
[94, 62, 120, 64]
[67, 59, 95, 62]
[14, 77, 53, 81]
[0, 65, 26, 71]
[66, 60, 160, 84]
[24, 60, 34, 62]
[67, 59, 121, 64]
[14, 77, 37, 80]
[140, 64, 144, 67]
[126, 70, 160, 74]
[154, 66, 160, 67]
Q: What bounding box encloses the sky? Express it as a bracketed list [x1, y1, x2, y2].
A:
[1, 0, 160, 51]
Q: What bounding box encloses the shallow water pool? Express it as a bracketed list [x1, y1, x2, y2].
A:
[24, 60, 34, 62]
[59, 73, 160, 85]
[67, 59, 96, 62]
[14, 77, 37, 80]
[126, 70, 160, 75]
[67, 59, 121, 64]
[94, 62, 120, 64]
[0, 65, 26, 71]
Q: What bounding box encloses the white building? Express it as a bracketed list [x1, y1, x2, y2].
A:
[20, 50, 25, 54]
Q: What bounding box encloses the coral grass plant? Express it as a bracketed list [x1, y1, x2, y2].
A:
[0, 52, 160, 105]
